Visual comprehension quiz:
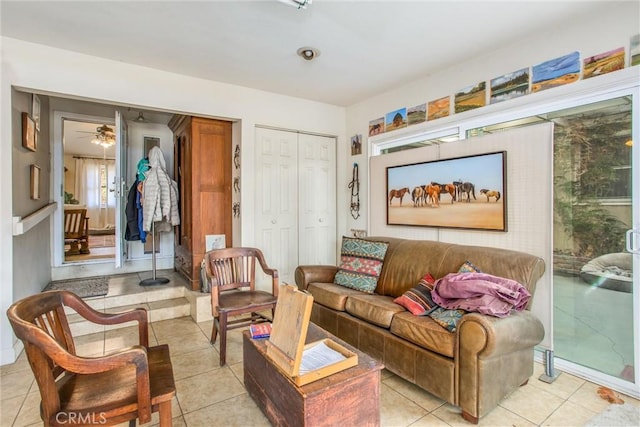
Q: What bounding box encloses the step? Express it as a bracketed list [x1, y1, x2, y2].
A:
[68, 285, 190, 337]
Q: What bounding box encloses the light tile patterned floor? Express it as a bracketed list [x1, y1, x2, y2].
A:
[2, 276, 639, 426]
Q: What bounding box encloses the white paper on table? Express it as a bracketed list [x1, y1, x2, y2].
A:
[298, 341, 347, 374]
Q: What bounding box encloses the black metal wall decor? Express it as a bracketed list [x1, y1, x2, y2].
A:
[349, 163, 360, 219]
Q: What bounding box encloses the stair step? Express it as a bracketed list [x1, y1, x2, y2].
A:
[69, 296, 190, 337]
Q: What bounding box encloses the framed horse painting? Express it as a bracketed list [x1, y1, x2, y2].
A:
[386, 151, 507, 231]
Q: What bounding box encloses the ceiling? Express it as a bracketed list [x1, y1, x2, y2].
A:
[1, 1, 615, 106]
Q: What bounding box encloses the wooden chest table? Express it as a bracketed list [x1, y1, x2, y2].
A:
[243, 323, 384, 427]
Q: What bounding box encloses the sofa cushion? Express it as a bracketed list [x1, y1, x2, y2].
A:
[306, 282, 364, 311]
[345, 294, 404, 328]
[390, 311, 456, 358]
[334, 237, 389, 293]
[393, 273, 438, 315]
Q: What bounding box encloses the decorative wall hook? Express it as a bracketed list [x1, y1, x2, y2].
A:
[234, 145, 240, 169]
[349, 163, 360, 220]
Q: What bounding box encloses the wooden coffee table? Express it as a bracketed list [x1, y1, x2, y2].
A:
[243, 322, 384, 427]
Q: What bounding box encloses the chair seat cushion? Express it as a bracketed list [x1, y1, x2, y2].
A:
[56, 344, 175, 421]
[219, 290, 277, 310]
[307, 282, 365, 311]
[390, 312, 456, 358]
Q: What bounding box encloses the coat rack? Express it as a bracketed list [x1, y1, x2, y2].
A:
[139, 222, 170, 286]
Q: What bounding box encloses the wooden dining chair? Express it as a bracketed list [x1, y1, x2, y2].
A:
[64, 208, 90, 255]
[204, 247, 279, 366]
[6, 290, 176, 427]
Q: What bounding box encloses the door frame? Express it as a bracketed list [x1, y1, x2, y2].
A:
[51, 111, 115, 269]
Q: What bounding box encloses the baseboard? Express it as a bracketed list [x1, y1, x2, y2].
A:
[0, 340, 23, 366]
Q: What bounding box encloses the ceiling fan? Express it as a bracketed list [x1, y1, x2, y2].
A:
[90, 124, 116, 148]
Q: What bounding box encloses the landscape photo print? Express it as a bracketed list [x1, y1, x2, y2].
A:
[387, 151, 507, 231]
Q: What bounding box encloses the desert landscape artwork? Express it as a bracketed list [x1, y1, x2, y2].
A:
[532, 51, 580, 92]
[428, 96, 450, 120]
[387, 151, 506, 231]
[583, 47, 625, 79]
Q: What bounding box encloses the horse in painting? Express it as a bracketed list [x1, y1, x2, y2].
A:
[389, 187, 410, 205]
[411, 186, 425, 207]
[480, 189, 501, 202]
[431, 182, 457, 203]
[453, 181, 476, 203]
[424, 184, 441, 207]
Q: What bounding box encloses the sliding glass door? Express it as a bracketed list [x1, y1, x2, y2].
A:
[550, 97, 635, 383]
[466, 92, 638, 395]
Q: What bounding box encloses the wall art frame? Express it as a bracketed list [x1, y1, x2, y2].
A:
[30, 164, 41, 200]
[386, 151, 507, 231]
[22, 112, 37, 152]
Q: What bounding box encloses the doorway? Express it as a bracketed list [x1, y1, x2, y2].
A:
[62, 119, 117, 263]
[51, 102, 176, 279]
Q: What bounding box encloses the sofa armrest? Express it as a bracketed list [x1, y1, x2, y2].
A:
[456, 311, 544, 421]
[458, 311, 544, 356]
[294, 265, 339, 290]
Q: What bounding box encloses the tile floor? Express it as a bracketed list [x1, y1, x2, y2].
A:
[2, 276, 640, 427]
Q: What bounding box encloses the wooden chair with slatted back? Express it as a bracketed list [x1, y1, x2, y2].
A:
[64, 208, 90, 255]
[204, 247, 279, 366]
[6, 290, 176, 427]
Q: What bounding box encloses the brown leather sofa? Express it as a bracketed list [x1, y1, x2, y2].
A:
[295, 236, 545, 423]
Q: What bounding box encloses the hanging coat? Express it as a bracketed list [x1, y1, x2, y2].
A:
[142, 146, 180, 232]
[124, 179, 140, 241]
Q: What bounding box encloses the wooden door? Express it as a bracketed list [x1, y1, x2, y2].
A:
[190, 118, 232, 284]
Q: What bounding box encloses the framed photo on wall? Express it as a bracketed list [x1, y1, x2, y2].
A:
[144, 136, 160, 157]
[30, 164, 41, 200]
[22, 112, 36, 152]
[386, 151, 507, 231]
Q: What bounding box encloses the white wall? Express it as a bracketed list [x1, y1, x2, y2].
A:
[345, 2, 640, 235]
[0, 37, 346, 364]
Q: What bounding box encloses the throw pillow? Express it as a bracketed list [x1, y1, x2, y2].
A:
[458, 260, 481, 273]
[429, 307, 466, 332]
[393, 273, 438, 315]
[334, 237, 389, 293]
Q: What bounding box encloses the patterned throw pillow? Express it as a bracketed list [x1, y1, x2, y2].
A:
[429, 307, 466, 332]
[394, 273, 438, 315]
[334, 237, 389, 293]
[458, 260, 481, 273]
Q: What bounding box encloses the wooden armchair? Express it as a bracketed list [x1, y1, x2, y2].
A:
[205, 247, 279, 366]
[64, 208, 90, 255]
[6, 290, 176, 427]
